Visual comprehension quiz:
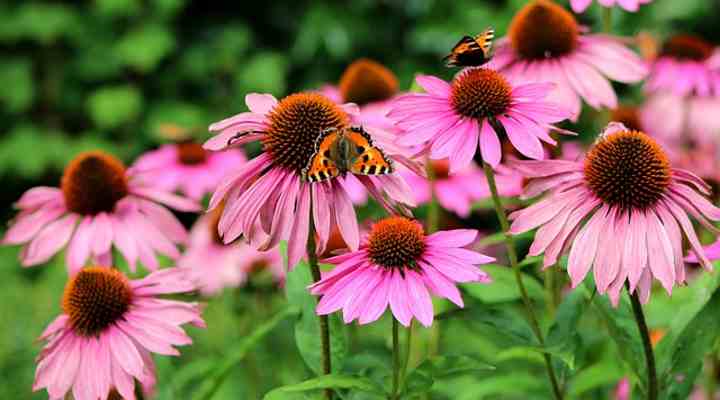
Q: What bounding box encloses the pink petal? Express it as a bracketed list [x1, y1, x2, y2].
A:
[568, 205, 609, 288]
[415, 75, 451, 97]
[22, 214, 77, 266]
[388, 270, 413, 326]
[404, 270, 434, 327]
[245, 93, 278, 115]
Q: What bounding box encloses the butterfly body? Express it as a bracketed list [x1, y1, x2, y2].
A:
[444, 27, 495, 67]
[302, 126, 393, 182]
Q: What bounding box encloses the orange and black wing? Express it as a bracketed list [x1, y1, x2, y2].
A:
[344, 127, 393, 176]
[302, 129, 341, 182]
[443, 27, 494, 67]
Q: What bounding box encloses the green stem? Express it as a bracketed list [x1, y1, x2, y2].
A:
[602, 7, 612, 33]
[627, 285, 658, 400]
[307, 223, 332, 400]
[482, 162, 564, 400]
[391, 318, 400, 400]
[399, 321, 413, 393]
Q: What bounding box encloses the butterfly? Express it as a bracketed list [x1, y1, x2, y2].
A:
[443, 27, 495, 67]
[302, 126, 394, 182]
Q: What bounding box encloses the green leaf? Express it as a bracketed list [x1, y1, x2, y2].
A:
[235, 52, 287, 96]
[543, 288, 589, 372]
[263, 374, 385, 400]
[0, 59, 34, 113]
[590, 286, 646, 391]
[286, 260, 349, 375]
[0, 4, 77, 44]
[87, 85, 143, 129]
[190, 306, 300, 400]
[657, 288, 720, 400]
[462, 264, 544, 303]
[568, 362, 626, 398]
[404, 355, 495, 397]
[114, 24, 176, 72]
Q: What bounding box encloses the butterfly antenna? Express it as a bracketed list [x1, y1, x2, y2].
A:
[226, 130, 264, 146]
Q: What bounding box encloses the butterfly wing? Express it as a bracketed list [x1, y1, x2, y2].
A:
[444, 27, 495, 67]
[343, 127, 394, 176]
[302, 129, 341, 182]
[443, 36, 478, 66]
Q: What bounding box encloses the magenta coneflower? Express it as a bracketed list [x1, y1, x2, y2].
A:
[204, 93, 415, 269]
[387, 68, 573, 172]
[309, 216, 493, 327]
[401, 160, 523, 217]
[570, 0, 652, 13]
[2, 151, 200, 274]
[646, 34, 720, 97]
[178, 205, 284, 296]
[492, 0, 647, 120]
[641, 91, 720, 145]
[132, 141, 247, 200]
[33, 267, 205, 400]
[509, 123, 720, 305]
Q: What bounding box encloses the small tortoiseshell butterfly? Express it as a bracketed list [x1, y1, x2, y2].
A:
[443, 27, 495, 67]
[302, 126, 394, 182]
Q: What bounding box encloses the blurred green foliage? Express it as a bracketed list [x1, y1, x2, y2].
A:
[2, 0, 720, 399]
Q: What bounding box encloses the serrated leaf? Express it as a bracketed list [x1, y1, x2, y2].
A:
[263, 374, 385, 400]
[462, 264, 544, 303]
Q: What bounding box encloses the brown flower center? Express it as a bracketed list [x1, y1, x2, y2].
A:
[429, 160, 451, 180]
[62, 267, 133, 337]
[610, 106, 643, 132]
[177, 141, 208, 165]
[661, 34, 714, 62]
[451, 68, 512, 119]
[368, 217, 426, 269]
[61, 151, 129, 215]
[509, 0, 579, 60]
[339, 58, 399, 105]
[263, 93, 350, 173]
[584, 130, 671, 211]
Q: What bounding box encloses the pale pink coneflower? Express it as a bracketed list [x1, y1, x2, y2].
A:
[646, 34, 720, 97]
[2, 151, 200, 274]
[309, 216, 494, 327]
[401, 160, 523, 218]
[641, 91, 720, 146]
[132, 141, 247, 201]
[570, 0, 652, 13]
[33, 267, 205, 400]
[387, 67, 573, 173]
[178, 205, 284, 296]
[492, 0, 647, 121]
[204, 92, 416, 269]
[509, 122, 720, 305]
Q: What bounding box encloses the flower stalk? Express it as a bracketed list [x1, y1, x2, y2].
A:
[307, 214, 332, 400]
[627, 285, 658, 400]
[482, 161, 564, 400]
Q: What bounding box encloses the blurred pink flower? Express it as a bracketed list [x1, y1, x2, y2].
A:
[641, 92, 720, 145]
[309, 216, 493, 327]
[509, 123, 719, 305]
[613, 378, 631, 400]
[2, 151, 200, 274]
[178, 207, 284, 296]
[570, 0, 652, 13]
[401, 160, 523, 217]
[204, 92, 416, 269]
[387, 68, 572, 172]
[646, 34, 720, 97]
[132, 141, 246, 200]
[33, 267, 204, 400]
[493, 0, 647, 120]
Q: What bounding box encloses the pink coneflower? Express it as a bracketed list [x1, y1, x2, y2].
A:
[33, 266, 205, 400]
[646, 34, 720, 97]
[132, 141, 247, 200]
[178, 205, 284, 296]
[2, 151, 200, 274]
[387, 68, 573, 172]
[309, 216, 494, 327]
[204, 92, 415, 269]
[641, 92, 720, 145]
[401, 160, 523, 217]
[492, 0, 647, 120]
[570, 0, 652, 13]
[509, 123, 720, 305]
